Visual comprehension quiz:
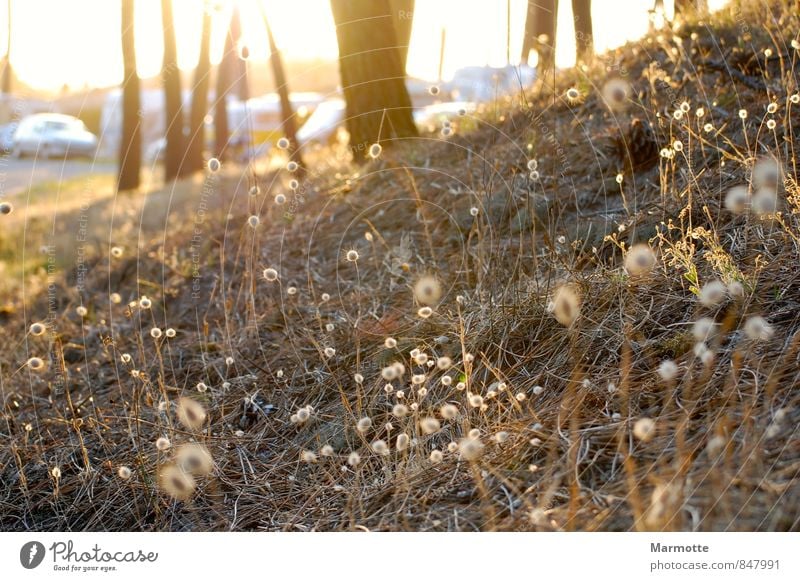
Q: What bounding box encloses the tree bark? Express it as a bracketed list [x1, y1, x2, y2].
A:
[330, 0, 418, 159]
[118, 0, 141, 192]
[186, 4, 211, 174]
[214, 5, 245, 160]
[521, 0, 558, 75]
[260, 6, 303, 168]
[389, 0, 414, 70]
[161, 0, 184, 181]
[571, 0, 593, 63]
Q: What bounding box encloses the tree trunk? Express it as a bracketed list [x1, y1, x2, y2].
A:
[330, 0, 417, 159]
[389, 0, 414, 70]
[571, 0, 593, 63]
[674, 0, 707, 16]
[214, 5, 244, 160]
[521, 0, 558, 76]
[118, 0, 141, 192]
[186, 4, 211, 174]
[260, 6, 303, 168]
[161, 0, 184, 181]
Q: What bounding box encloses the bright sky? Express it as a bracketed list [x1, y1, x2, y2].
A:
[0, 0, 728, 92]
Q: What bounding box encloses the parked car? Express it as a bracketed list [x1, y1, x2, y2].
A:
[296, 99, 346, 146]
[12, 113, 98, 159]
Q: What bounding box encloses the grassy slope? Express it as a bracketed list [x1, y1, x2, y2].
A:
[2, 1, 800, 531]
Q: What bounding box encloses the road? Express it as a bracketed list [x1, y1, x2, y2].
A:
[0, 157, 117, 197]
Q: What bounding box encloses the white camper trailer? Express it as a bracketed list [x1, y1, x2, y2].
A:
[100, 90, 323, 161]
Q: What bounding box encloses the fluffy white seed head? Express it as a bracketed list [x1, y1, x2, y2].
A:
[420, 417, 441, 435]
[633, 418, 656, 442]
[458, 437, 484, 461]
[727, 281, 745, 298]
[159, 464, 196, 501]
[396, 433, 410, 451]
[566, 87, 580, 101]
[27, 357, 45, 371]
[414, 276, 442, 305]
[440, 403, 459, 420]
[296, 407, 311, 423]
[371, 439, 389, 456]
[692, 317, 717, 341]
[176, 443, 214, 475]
[698, 280, 727, 307]
[658, 360, 679, 381]
[602, 78, 630, 110]
[752, 188, 778, 215]
[743, 316, 773, 341]
[176, 397, 207, 431]
[417, 306, 433, 319]
[724, 185, 749, 214]
[436, 356, 452, 370]
[625, 244, 657, 276]
[552, 285, 581, 326]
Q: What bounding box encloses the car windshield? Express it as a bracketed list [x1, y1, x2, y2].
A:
[44, 121, 71, 132]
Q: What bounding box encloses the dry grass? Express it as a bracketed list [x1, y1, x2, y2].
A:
[1, 0, 800, 532]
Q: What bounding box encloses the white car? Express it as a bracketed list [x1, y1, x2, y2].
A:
[12, 113, 98, 159]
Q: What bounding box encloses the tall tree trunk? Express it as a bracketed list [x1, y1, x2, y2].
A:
[118, 0, 141, 192]
[214, 5, 244, 160]
[330, 0, 418, 159]
[389, 0, 414, 70]
[161, 0, 184, 181]
[186, 3, 211, 174]
[521, 0, 558, 76]
[1, 0, 11, 94]
[674, 0, 707, 16]
[259, 5, 303, 168]
[571, 0, 593, 63]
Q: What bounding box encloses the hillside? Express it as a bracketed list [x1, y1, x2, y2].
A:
[1, 1, 799, 532]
